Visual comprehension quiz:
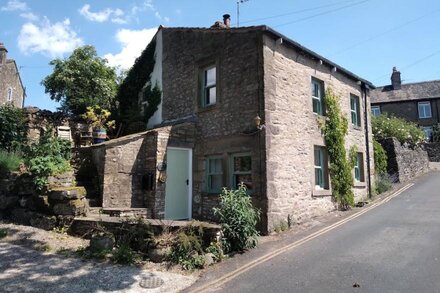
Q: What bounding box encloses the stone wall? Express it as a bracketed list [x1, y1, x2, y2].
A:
[423, 143, 440, 162]
[262, 34, 375, 231]
[0, 56, 24, 108]
[380, 137, 429, 182]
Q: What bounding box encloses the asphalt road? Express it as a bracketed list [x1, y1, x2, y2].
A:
[214, 172, 440, 293]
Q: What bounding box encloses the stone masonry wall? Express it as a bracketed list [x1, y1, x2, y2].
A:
[380, 138, 429, 182]
[0, 59, 24, 108]
[263, 34, 375, 231]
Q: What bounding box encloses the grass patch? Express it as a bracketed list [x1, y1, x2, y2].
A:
[0, 151, 22, 176]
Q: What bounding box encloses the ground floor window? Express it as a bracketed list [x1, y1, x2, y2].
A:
[421, 126, 433, 142]
[314, 146, 329, 190]
[354, 152, 365, 182]
[231, 153, 252, 191]
[206, 157, 223, 193]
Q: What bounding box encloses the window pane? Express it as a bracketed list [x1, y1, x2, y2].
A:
[314, 148, 321, 166]
[208, 87, 216, 104]
[209, 158, 221, 173]
[313, 98, 321, 114]
[206, 67, 216, 86]
[210, 174, 223, 191]
[233, 156, 251, 172]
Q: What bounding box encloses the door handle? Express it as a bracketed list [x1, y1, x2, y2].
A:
[186, 179, 189, 185]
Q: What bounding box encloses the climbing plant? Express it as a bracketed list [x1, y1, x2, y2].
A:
[116, 38, 162, 135]
[320, 89, 355, 210]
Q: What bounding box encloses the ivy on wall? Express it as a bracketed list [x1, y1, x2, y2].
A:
[116, 38, 162, 135]
[320, 89, 355, 210]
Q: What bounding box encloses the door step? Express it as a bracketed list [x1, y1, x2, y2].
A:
[101, 208, 148, 218]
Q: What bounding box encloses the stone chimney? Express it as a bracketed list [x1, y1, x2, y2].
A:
[0, 43, 7, 65]
[391, 66, 401, 90]
[223, 14, 231, 28]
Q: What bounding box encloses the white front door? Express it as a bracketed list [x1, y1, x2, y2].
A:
[165, 148, 192, 219]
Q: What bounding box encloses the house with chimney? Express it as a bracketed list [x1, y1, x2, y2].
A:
[0, 43, 25, 108]
[90, 15, 376, 233]
[371, 67, 440, 141]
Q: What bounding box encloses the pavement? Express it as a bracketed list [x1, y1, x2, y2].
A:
[0, 242, 196, 293]
[187, 171, 440, 293]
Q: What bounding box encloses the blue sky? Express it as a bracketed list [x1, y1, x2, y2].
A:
[1, 0, 440, 111]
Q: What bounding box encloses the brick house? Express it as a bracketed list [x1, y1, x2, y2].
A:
[371, 67, 440, 141]
[92, 18, 375, 233]
[0, 43, 25, 108]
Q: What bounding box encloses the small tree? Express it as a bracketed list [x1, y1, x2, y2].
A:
[213, 184, 260, 253]
[320, 89, 354, 210]
[0, 105, 26, 152]
[42, 45, 118, 115]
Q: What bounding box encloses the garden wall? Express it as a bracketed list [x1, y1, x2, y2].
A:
[380, 137, 429, 183]
[423, 143, 440, 162]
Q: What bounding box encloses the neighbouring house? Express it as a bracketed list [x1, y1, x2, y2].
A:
[0, 43, 25, 108]
[89, 16, 376, 233]
[371, 67, 440, 141]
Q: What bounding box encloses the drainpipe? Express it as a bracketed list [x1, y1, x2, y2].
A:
[362, 82, 372, 198]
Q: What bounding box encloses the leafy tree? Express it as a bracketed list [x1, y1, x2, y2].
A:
[42, 45, 118, 115]
[0, 105, 26, 152]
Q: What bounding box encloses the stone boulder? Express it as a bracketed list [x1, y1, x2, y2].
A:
[53, 198, 88, 216]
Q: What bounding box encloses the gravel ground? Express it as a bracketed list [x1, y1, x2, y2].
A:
[0, 222, 197, 292]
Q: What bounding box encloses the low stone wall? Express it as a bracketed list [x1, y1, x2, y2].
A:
[379, 138, 429, 183]
[423, 143, 440, 162]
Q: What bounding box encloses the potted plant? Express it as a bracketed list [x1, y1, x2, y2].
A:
[81, 106, 115, 144]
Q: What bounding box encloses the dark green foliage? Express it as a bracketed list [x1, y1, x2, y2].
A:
[116, 39, 162, 135]
[0, 106, 26, 152]
[320, 89, 354, 210]
[168, 224, 205, 270]
[115, 218, 154, 252]
[25, 131, 71, 190]
[433, 123, 440, 143]
[42, 45, 118, 115]
[374, 175, 392, 195]
[112, 245, 140, 264]
[0, 150, 22, 176]
[373, 139, 388, 176]
[0, 228, 7, 239]
[213, 184, 260, 253]
[372, 114, 425, 146]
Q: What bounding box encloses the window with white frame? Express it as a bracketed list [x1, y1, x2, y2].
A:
[418, 102, 432, 119]
[311, 77, 325, 115]
[371, 105, 381, 117]
[201, 65, 216, 107]
[231, 153, 252, 191]
[7, 88, 12, 102]
[206, 157, 223, 193]
[314, 146, 329, 190]
[350, 94, 361, 127]
[421, 126, 433, 142]
[354, 152, 365, 182]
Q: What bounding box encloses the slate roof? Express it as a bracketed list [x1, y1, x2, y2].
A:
[371, 80, 440, 104]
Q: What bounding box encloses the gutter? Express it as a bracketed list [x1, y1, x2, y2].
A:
[362, 82, 372, 198]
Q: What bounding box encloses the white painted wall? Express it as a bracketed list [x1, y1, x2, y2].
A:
[147, 29, 163, 129]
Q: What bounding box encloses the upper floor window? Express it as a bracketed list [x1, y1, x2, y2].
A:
[311, 77, 325, 115]
[350, 94, 361, 127]
[231, 153, 252, 192]
[201, 65, 216, 107]
[314, 146, 329, 190]
[354, 152, 365, 182]
[421, 126, 433, 142]
[371, 105, 381, 117]
[7, 88, 12, 102]
[206, 157, 223, 193]
[418, 101, 432, 119]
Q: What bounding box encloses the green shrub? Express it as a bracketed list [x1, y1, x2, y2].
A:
[25, 130, 71, 190]
[373, 140, 388, 176]
[115, 218, 154, 253]
[205, 242, 224, 262]
[0, 150, 22, 176]
[0, 105, 26, 152]
[168, 226, 205, 270]
[112, 245, 140, 264]
[374, 175, 392, 195]
[213, 184, 260, 253]
[372, 114, 425, 146]
[433, 123, 440, 143]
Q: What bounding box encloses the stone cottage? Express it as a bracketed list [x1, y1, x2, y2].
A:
[90, 17, 375, 233]
[371, 67, 440, 141]
[0, 43, 25, 108]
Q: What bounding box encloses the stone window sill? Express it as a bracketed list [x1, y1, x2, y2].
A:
[354, 181, 366, 188]
[351, 125, 362, 131]
[198, 104, 217, 114]
[312, 189, 332, 197]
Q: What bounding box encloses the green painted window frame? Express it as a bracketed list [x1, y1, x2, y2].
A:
[311, 77, 325, 115]
[205, 156, 223, 193]
[314, 146, 329, 189]
[230, 153, 252, 193]
[371, 105, 381, 117]
[200, 65, 217, 107]
[354, 152, 365, 182]
[418, 101, 432, 119]
[350, 94, 361, 127]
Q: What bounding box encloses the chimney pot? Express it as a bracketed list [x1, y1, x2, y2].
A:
[391, 66, 401, 90]
[223, 14, 231, 28]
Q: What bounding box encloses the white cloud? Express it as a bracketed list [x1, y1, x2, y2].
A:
[131, 0, 170, 23]
[79, 4, 127, 24]
[17, 17, 83, 57]
[104, 28, 157, 70]
[1, 0, 28, 11]
[20, 12, 38, 21]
